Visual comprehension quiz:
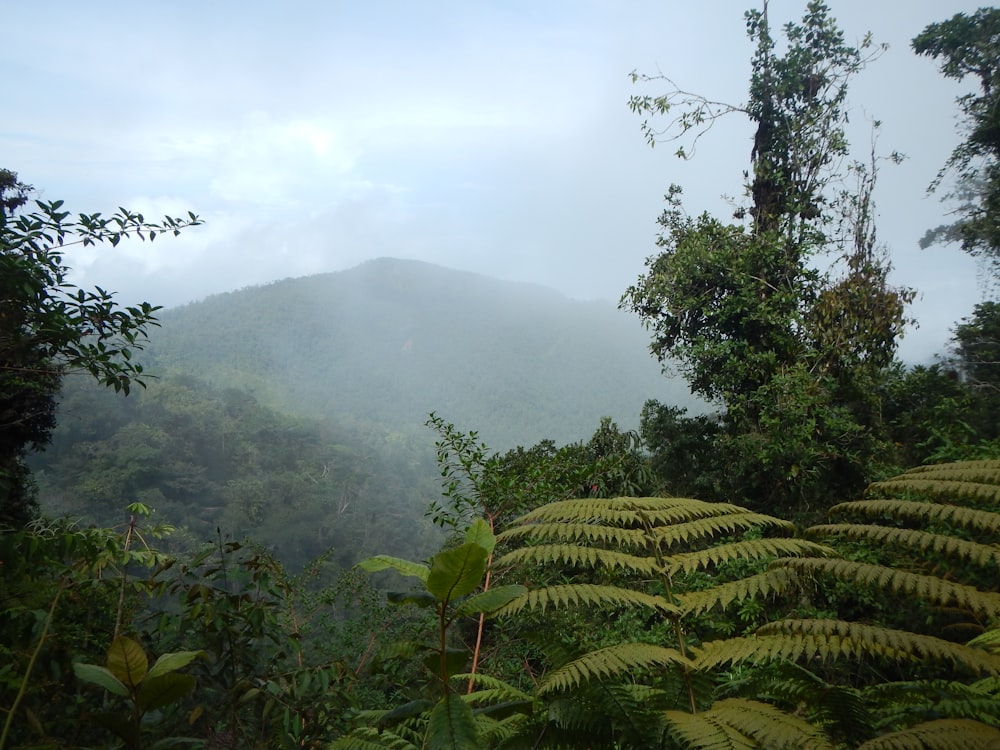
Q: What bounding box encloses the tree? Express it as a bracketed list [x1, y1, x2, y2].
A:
[0, 170, 201, 526]
[913, 9, 1000, 275]
[622, 3, 912, 511]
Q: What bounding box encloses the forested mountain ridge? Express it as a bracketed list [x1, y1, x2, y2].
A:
[145, 257, 693, 449]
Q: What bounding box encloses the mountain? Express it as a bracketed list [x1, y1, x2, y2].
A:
[145, 258, 694, 449]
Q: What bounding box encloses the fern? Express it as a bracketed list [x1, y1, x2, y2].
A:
[663, 698, 834, 750]
[653, 512, 795, 549]
[808, 523, 1000, 567]
[826, 499, 1000, 536]
[496, 583, 679, 616]
[538, 642, 691, 694]
[666, 538, 839, 576]
[497, 521, 649, 549]
[854, 718, 1000, 750]
[867, 478, 1000, 508]
[771, 557, 1000, 617]
[679, 569, 797, 615]
[495, 544, 660, 575]
[695, 619, 1000, 675]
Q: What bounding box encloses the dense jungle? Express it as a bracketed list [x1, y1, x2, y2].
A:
[4, 4, 1000, 748]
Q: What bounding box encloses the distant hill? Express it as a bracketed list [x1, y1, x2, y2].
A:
[145, 258, 694, 449]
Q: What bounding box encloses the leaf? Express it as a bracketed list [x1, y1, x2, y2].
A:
[423, 648, 470, 681]
[387, 590, 439, 608]
[73, 663, 129, 696]
[464, 517, 496, 554]
[146, 650, 204, 681]
[357, 555, 429, 582]
[137, 672, 197, 712]
[426, 543, 488, 603]
[425, 695, 478, 750]
[106, 636, 148, 688]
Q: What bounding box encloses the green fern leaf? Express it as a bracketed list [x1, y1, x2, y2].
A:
[508, 496, 745, 526]
[667, 538, 838, 576]
[826, 499, 1000, 536]
[805, 524, 1000, 568]
[678, 569, 797, 615]
[695, 619, 1000, 675]
[663, 709, 757, 750]
[664, 698, 833, 750]
[654, 513, 794, 549]
[495, 544, 659, 574]
[771, 558, 1000, 618]
[496, 583, 679, 616]
[867, 478, 1000, 508]
[497, 522, 648, 549]
[855, 718, 1000, 750]
[538, 642, 691, 694]
[329, 727, 419, 750]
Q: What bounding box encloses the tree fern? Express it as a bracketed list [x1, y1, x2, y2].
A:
[496, 544, 660, 575]
[695, 619, 1000, 675]
[770, 557, 1000, 618]
[663, 698, 835, 750]
[805, 523, 1000, 567]
[497, 583, 679, 616]
[854, 718, 1000, 750]
[537, 643, 691, 695]
[679, 569, 798, 615]
[825, 499, 1000, 537]
[666, 538, 839, 576]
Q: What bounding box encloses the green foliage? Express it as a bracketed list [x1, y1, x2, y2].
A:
[73, 636, 203, 750]
[623, 5, 911, 512]
[340, 519, 528, 749]
[914, 9, 1000, 274]
[0, 170, 201, 526]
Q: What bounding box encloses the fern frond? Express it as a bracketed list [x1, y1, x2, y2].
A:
[667, 538, 839, 576]
[662, 709, 757, 750]
[897, 460, 1000, 484]
[855, 718, 1000, 750]
[328, 727, 418, 750]
[538, 642, 691, 694]
[664, 698, 836, 750]
[508, 496, 744, 526]
[495, 583, 679, 617]
[654, 512, 795, 549]
[968, 626, 1000, 654]
[695, 619, 1000, 675]
[771, 557, 1000, 617]
[497, 522, 648, 549]
[495, 544, 659, 575]
[863, 679, 1000, 728]
[450, 673, 535, 705]
[678, 569, 797, 615]
[827, 499, 1000, 536]
[805, 524, 1000, 568]
[867, 479, 1000, 508]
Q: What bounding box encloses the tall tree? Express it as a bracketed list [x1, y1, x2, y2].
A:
[623, 3, 912, 510]
[0, 171, 200, 526]
[913, 8, 1000, 276]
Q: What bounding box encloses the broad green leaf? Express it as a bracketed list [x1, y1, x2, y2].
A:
[453, 585, 528, 617]
[106, 636, 148, 688]
[357, 555, 429, 582]
[426, 694, 478, 750]
[137, 672, 197, 712]
[426, 543, 488, 603]
[146, 650, 204, 681]
[73, 663, 129, 696]
[464, 518, 496, 554]
[89, 711, 139, 744]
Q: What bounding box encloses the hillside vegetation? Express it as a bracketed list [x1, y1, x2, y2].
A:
[145, 257, 694, 450]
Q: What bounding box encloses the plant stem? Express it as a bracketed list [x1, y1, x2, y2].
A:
[0, 581, 65, 750]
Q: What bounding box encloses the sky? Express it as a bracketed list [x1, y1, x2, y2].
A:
[2, 1, 990, 363]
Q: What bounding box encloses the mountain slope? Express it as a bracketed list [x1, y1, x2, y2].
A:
[146, 258, 693, 448]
